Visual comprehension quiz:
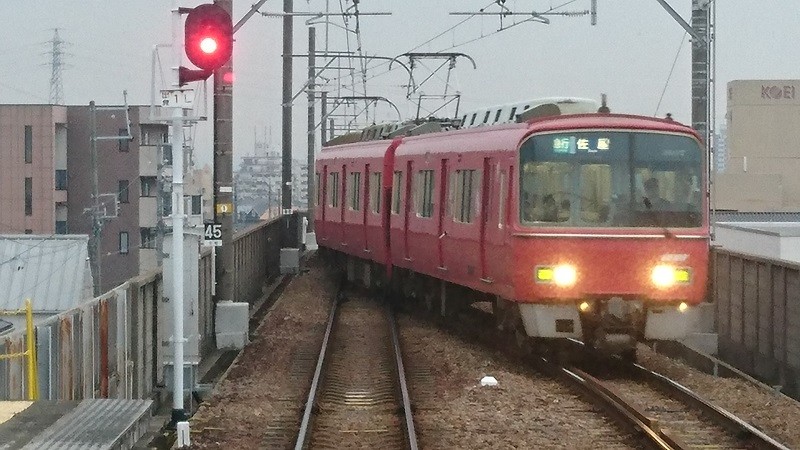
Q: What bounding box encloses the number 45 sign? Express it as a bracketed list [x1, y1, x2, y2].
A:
[203, 222, 222, 247]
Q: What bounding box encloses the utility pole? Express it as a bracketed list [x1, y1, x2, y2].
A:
[320, 91, 327, 146]
[307, 27, 316, 231]
[87, 96, 131, 296]
[214, 0, 235, 305]
[282, 0, 294, 244]
[89, 101, 101, 296]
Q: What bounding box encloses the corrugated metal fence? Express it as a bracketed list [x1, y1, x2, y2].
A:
[713, 247, 800, 396]
[0, 216, 291, 401]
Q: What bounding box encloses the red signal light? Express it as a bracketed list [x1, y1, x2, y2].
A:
[184, 4, 232, 71]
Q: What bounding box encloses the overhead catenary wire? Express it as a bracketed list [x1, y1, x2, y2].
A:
[654, 32, 687, 117]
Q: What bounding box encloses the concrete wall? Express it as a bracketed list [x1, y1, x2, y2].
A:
[713, 247, 800, 397]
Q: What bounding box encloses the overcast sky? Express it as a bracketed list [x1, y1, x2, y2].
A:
[1, 1, 798, 167]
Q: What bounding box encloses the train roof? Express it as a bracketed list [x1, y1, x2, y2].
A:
[317, 113, 701, 161]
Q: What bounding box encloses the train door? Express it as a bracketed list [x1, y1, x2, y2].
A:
[484, 161, 511, 286]
[403, 160, 413, 261]
[479, 158, 491, 281]
[437, 159, 448, 269]
[364, 163, 370, 252]
[341, 164, 347, 246]
[320, 165, 327, 242]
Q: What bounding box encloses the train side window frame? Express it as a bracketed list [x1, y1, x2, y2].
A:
[315, 172, 321, 206]
[415, 169, 435, 218]
[391, 171, 403, 214]
[498, 169, 506, 228]
[349, 171, 361, 210]
[370, 172, 382, 213]
[329, 172, 340, 207]
[452, 169, 477, 224]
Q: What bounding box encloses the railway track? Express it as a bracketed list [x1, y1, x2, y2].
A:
[558, 357, 790, 450]
[294, 288, 418, 450]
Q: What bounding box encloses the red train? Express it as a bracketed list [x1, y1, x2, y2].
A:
[314, 99, 709, 358]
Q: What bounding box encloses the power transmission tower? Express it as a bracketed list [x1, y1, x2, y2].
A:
[48, 28, 68, 104]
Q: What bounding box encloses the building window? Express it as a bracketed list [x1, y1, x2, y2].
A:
[55, 170, 67, 190]
[163, 196, 172, 216]
[191, 195, 202, 215]
[140, 228, 157, 249]
[370, 172, 382, 214]
[119, 231, 129, 254]
[494, 109, 503, 123]
[391, 171, 403, 214]
[24, 177, 32, 216]
[118, 180, 129, 204]
[119, 128, 129, 152]
[55, 221, 67, 234]
[329, 172, 339, 207]
[24, 229, 32, 235]
[483, 111, 491, 124]
[415, 170, 435, 218]
[508, 107, 518, 121]
[24, 125, 32, 163]
[140, 176, 156, 197]
[161, 144, 173, 165]
[349, 172, 361, 211]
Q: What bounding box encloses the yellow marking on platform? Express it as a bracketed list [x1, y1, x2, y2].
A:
[0, 401, 33, 424]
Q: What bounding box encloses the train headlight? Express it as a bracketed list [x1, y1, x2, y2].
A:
[536, 264, 577, 287]
[651, 265, 691, 288]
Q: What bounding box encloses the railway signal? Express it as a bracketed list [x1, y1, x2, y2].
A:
[180, 3, 233, 85]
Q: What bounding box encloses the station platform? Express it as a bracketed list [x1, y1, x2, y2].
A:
[0, 399, 152, 450]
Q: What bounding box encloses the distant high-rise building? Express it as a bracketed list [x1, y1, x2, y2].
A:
[716, 80, 800, 211]
[713, 126, 728, 173]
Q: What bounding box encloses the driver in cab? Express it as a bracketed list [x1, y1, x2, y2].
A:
[643, 177, 670, 210]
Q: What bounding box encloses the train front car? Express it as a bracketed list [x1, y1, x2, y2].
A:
[507, 114, 709, 357]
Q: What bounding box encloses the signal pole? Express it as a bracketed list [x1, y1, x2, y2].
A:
[214, 0, 235, 305]
[282, 0, 294, 244]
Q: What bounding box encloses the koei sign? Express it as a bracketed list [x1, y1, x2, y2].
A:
[762, 85, 796, 100]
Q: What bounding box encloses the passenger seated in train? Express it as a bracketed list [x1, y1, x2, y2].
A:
[643, 177, 670, 210]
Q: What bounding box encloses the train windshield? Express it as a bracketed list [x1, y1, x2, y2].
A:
[519, 131, 703, 228]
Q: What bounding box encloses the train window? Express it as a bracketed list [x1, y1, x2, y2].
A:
[349, 172, 361, 210]
[370, 172, 382, 214]
[508, 107, 518, 121]
[391, 171, 403, 214]
[482, 111, 491, 124]
[452, 169, 477, 223]
[470, 113, 477, 126]
[494, 109, 502, 123]
[579, 164, 612, 224]
[520, 162, 571, 224]
[329, 172, 340, 207]
[415, 170, 435, 218]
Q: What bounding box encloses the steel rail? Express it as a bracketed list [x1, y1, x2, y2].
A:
[628, 363, 791, 450]
[388, 307, 419, 450]
[294, 287, 340, 450]
[560, 366, 674, 450]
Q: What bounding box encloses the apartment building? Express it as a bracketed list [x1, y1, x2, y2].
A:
[1, 103, 212, 293]
[0, 105, 68, 234]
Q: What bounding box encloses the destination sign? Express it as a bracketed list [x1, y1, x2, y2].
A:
[552, 136, 611, 154]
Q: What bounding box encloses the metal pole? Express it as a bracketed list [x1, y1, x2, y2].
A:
[282, 0, 294, 245]
[25, 299, 36, 401]
[320, 91, 327, 146]
[307, 27, 316, 231]
[214, 0, 235, 306]
[88, 101, 102, 296]
[170, 0, 188, 438]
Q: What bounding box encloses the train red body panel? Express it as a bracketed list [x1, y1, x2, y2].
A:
[315, 110, 710, 353]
